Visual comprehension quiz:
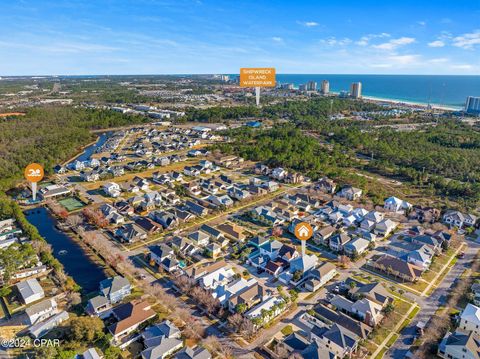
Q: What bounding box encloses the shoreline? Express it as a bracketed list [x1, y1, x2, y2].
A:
[360, 95, 461, 111]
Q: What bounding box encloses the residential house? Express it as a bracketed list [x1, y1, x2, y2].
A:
[188, 231, 210, 247]
[384, 196, 412, 213]
[314, 226, 336, 246]
[344, 238, 370, 257]
[135, 217, 163, 236]
[459, 304, 480, 336]
[207, 194, 234, 208]
[227, 282, 269, 313]
[100, 276, 131, 303]
[25, 298, 58, 325]
[228, 186, 251, 201]
[271, 167, 287, 181]
[149, 210, 178, 230]
[245, 296, 284, 322]
[305, 262, 337, 292]
[329, 232, 352, 252]
[349, 282, 392, 307]
[108, 300, 157, 342]
[315, 177, 336, 194]
[310, 323, 359, 358]
[103, 182, 121, 198]
[16, 278, 44, 304]
[438, 330, 480, 359]
[369, 254, 423, 282]
[29, 311, 69, 339]
[86, 295, 111, 318]
[75, 348, 103, 359]
[150, 244, 179, 272]
[443, 210, 478, 228]
[337, 186, 362, 201]
[374, 219, 398, 237]
[330, 295, 383, 327]
[141, 337, 183, 359]
[404, 245, 434, 270]
[217, 223, 246, 241]
[185, 200, 209, 217]
[116, 223, 148, 243]
[174, 346, 211, 359]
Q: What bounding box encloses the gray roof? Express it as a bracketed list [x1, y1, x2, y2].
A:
[142, 337, 183, 359]
[174, 346, 211, 359]
[100, 275, 130, 298]
[29, 311, 69, 338]
[79, 348, 102, 359]
[16, 278, 44, 301]
[25, 298, 56, 318]
[88, 295, 109, 309]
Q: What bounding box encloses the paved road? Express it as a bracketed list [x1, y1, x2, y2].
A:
[386, 240, 480, 359]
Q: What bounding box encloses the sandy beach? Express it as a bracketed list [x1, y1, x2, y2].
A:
[361, 95, 461, 111]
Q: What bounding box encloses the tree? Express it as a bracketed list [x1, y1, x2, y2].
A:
[66, 291, 82, 307]
[104, 346, 122, 359]
[236, 303, 248, 314]
[227, 313, 244, 332]
[383, 303, 395, 316]
[68, 316, 105, 342]
[349, 281, 357, 290]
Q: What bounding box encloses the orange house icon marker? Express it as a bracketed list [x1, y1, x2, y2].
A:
[294, 222, 313, 241]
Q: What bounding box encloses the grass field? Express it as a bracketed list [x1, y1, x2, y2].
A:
[58, 196, 86, 212]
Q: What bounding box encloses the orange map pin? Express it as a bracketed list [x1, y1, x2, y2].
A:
[25, 163, 44, 201]
[294, 222, 313, 241]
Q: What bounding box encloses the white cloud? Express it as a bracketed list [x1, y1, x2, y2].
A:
[387, 54, 420, 65]
[429, 58, 448, 63]
[451, 64, 473, 70]
[452, 30, 480, 49]
[319, 37, 352, 46]
[299, 21, 319, 27]
[428, 40, 445, 47]
[372, 37, 416, 50]
[355, 33, 390, 46]
[370, 63, 392, 68]
[272, 37, 283, 43]
[417, 21, 426, 26]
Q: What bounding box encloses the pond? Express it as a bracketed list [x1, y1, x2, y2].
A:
[24, 207, 107, 293]
[71, 132, 111, 163]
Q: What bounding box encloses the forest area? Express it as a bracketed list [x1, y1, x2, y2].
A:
[0, 106, 149, 191]
[198, 98, 480, 210]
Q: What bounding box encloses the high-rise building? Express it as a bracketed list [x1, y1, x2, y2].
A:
[306, 81, 317, 91]
[350, 82, 362, 98]
[465, 96, 480, 115]
[299, 84, 307, 91]
[321, 80, 330, 94]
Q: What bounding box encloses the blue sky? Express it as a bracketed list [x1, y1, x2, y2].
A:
[0, 0, 479, 75]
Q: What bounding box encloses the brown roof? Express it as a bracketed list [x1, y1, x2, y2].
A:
[316, 261, 336, 277]
[265, 260, 283, 273]
[218, 223, 246, 240]
[374, 255, 423, 280]
[108, 300, 156, 336]
[185, 260, 227, 279]
[229, 283, 264, 307]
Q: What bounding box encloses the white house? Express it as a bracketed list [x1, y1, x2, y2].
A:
[337, 186, 362, 201]
[384, 196, 412, 213]
[459, 303, 480, 336]
[16, 278, 44, 305]
[443, 210, 477, 228]
[103, 182, 121, 198]
[271, 168, 287, 181]
[374, 219, 398, 237]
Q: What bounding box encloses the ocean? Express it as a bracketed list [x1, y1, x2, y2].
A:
[274, 74, 480, 109]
